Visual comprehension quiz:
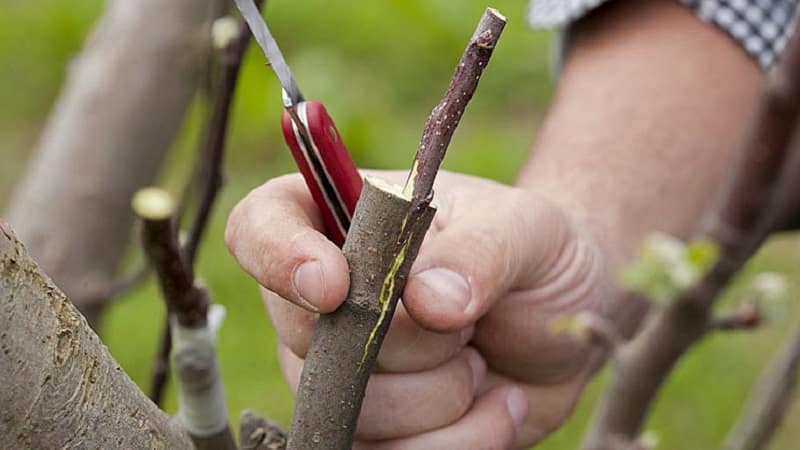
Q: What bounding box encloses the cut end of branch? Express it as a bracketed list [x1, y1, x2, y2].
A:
[368, 176, 412, 201]
[133, 187, 176, 221]
[486, 7, 506, 22]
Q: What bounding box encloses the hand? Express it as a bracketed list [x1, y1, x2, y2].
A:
[225, 170, 608, 449]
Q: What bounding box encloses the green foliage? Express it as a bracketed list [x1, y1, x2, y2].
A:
[618, 232, 719, 304]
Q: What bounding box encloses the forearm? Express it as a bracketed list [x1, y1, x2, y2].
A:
[518, 0, 761, 268]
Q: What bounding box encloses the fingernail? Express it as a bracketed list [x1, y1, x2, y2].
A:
[466, 349, 486, 394]
[506, 387, 528, 429]
[413, 268, 471, 312]
[292, 261, 323, 311]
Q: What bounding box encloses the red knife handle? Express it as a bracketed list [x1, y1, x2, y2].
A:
[281, 101, 363, 246]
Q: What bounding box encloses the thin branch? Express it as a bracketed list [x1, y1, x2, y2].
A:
[148, 319, 172, 404]
[149, 2, 264, 406]
[134, 188, 235, 450]
[581, 29, 800, 450]
[286, 9, 506, 450]
[724, 321, 800, 450]
[403, 8, 506, 208]
[184, 0, 264, 274]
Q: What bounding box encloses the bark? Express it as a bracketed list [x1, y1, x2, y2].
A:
[286, 179, 436, 450]
[580, 28, 800, 450]
[0, 220, 192, 449]
[239, 410, 287, 450]
[6, 0, 218, 328]
[724, 323, 800, 450]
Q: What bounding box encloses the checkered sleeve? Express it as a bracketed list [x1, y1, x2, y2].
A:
[528, 0, 798, 68]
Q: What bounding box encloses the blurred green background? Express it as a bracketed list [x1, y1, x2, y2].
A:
[2, 1, 800, 449]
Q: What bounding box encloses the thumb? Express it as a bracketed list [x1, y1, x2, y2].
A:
[403, 188, 575, 332]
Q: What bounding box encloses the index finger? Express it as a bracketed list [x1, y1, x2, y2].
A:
[225, 174, 350, 312]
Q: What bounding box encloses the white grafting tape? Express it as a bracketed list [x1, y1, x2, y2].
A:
[172, 304, 229, 437]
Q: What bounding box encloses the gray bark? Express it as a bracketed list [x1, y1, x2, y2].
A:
[287, 179, 436, 450]
[0, 220, 192, 449]
[6, 0, 218, 327]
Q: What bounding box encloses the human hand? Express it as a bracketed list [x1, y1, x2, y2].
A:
[225, 170, 607, 449]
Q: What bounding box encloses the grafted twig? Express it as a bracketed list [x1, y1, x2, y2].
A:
[581, 29, 800, 450]
[286, 8, 506, 450]
[134, 188, 235, 450]
[724, 322, 800, 450]
[404, 7, 506, 207]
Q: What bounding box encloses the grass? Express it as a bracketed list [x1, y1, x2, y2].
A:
[2, 1, 800, 448]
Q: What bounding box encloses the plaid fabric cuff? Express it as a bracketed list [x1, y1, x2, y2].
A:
[528, 0, 798, 68]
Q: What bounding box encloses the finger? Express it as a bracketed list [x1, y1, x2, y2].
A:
[265, 288, 472, 372]
[279, 345, 486, 440]
[353, 385, 528, 450]
[225, 174, 350, 312]
[403, 185, 576, 332]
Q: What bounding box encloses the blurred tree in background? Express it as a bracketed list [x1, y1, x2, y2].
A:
[2, 1, 800, 448]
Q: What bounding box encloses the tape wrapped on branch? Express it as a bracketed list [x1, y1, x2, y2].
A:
[171, 304, 229, 437]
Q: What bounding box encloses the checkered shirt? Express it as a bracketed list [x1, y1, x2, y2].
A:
[528, 0, 798, 68]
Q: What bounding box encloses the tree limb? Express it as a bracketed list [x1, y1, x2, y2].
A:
[6, 0, 219, 328]
[581, 28, 800, 450]
[0, 220, 192, 449]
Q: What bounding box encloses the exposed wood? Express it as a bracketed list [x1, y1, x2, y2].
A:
[0, 220, 192, 449]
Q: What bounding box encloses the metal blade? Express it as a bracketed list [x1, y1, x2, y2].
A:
[233, 0, 304, 105]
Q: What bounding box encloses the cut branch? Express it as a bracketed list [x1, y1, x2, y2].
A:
[724, 322, 800, 450]
[134, 189, 235, 450]
[581, 29, 800, 450]
[287, 8, 506, 449]
[0, 220, 192, 449]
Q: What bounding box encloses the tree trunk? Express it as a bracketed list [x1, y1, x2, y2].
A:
[6, 0, 219, 328]
[0, 220, 192, 449]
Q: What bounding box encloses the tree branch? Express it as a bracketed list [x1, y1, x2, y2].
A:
[6, 0, 219, 329]
[724, 321, 800, 450]
[0, 220, 193, 449]
[134, 189, 235, 450]
[581, 29, 800, 450]
[239, 410, 287, 450]
[286, 9, 506, 449]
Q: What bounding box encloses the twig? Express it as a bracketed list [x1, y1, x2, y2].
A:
[134, 188, 235, 450]
[403, 8, 506, 207]
[581, 29, 800, 450]
[184, 1, 263, 272]
[149, 2, 264, 406]
[148, 319, 172, 404]
[724, 321, 800, 450]
[286, 9, 506, 450]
